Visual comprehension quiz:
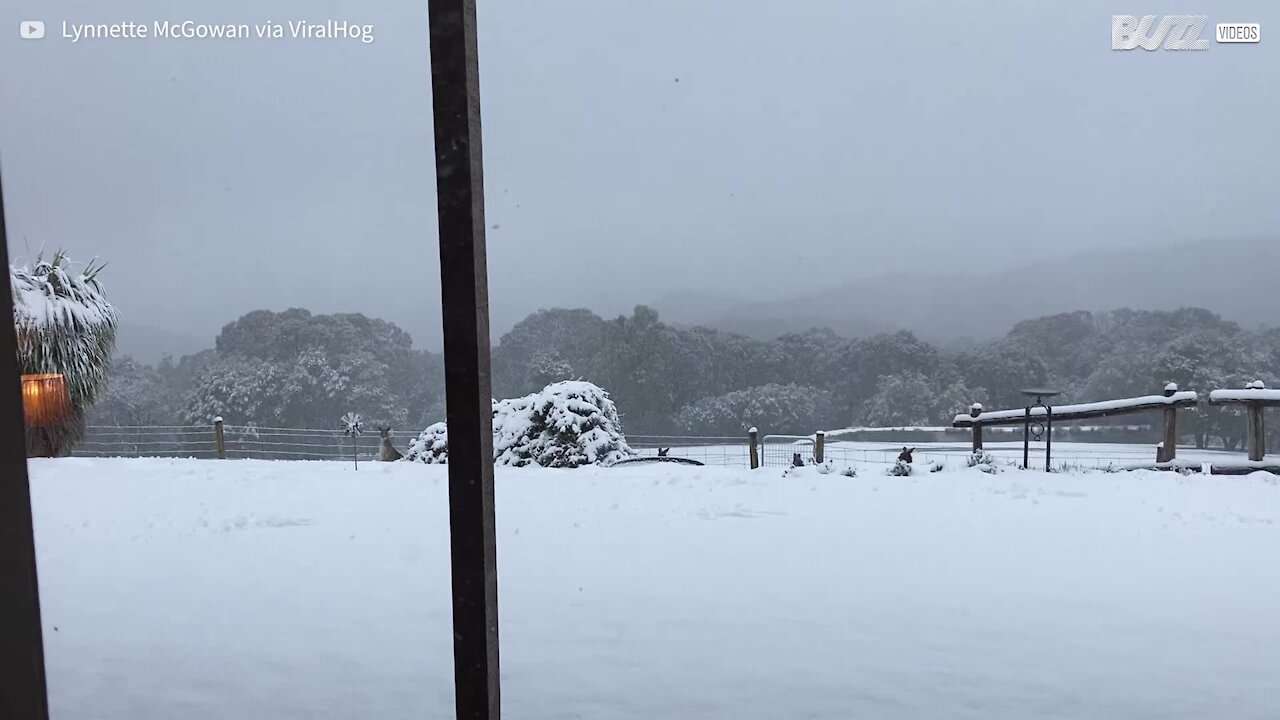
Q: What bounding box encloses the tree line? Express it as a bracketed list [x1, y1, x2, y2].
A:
[89, 305, 1280, 449]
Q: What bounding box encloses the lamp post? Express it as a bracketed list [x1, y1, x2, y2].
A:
[1020, 388, 1061, 472]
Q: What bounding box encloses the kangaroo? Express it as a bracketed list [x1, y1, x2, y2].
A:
[378, 426, 404, 462]
[792, 452, 805, 467]
[657, 447, 670, 457]
[898, 447, 915, 464]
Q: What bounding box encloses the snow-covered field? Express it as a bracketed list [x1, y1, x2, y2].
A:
[29, 457, 1280, 719]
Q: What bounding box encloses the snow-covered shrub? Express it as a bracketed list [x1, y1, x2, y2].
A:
[11, 252, 119, 456]
[786, 461, 837, 478]
[403, 422, 448, 464]
[887, 460, 913, 477]
[840, 466, 858, 478]
[967, 449, 1001, 474]
[967, 449, 998, 467]
[403, 381, 633, 468]
[493, 381, 632, 467]
[929, 461, 946, 473]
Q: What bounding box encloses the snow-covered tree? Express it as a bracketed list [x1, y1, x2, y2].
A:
[954, 342, 1049, 411]
[181, 356, 289, 426]
[181, 309, 431, 430]
[88, 355, 174, 426]
[859, 373, 985, 428]
[526, 351, 574, 389]
[675, 383, 833, 436]
[11, 252, 119, 456]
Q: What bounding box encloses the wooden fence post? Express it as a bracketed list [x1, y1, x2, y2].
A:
[969, 403, 983, 452]
[1248, 403, 1266, 462]
[1157, 382, 1178, 464]
[214, 416, 226, 459]
[814, 431, 825, 464]
[748, 427, 759, 469]
[1160, 408, 1177, 463]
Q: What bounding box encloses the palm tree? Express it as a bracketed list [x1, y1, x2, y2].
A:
[11, 251, 118, 456]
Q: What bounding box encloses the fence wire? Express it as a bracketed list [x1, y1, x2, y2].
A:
[75, 424, 397, 462]
[73, 424, 1219, 471]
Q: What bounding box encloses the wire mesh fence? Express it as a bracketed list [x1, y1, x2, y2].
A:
[74, 424, 398, 462]
[74, 425, 220, 459]
[220, 425, 390, 461]
[73, 424, 1220, 471]
[625, 435, 752, 467]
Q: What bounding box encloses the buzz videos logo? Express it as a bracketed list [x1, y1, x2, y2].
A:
[1112, 15, 1260, 49]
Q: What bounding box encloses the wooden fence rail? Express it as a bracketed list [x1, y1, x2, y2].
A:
[953, 384, 1199, 463]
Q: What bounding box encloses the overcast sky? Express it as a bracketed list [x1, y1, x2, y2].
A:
[2, 0, 1277, 353]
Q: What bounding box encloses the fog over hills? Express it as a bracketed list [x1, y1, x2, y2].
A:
[112, 235, 1280, 364]
[653, 236, 1280, 344]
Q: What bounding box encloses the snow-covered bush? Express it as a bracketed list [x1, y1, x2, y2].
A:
[403, 381, 633, 468]
[929, 461, 946, 473]
[840, 466, 858, 478]
[403, 422, 448, 464]
[11, 252, 119, 456]
[494, 381, 632, 467]
[967, 449, 997, 468]
[887, 460, 913, 477]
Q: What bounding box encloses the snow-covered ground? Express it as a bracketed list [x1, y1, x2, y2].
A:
[29, 457, 1280, 719]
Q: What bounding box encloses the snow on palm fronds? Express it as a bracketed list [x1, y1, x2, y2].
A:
[11, 251, 119, 456]
[403, 381, 634, 468]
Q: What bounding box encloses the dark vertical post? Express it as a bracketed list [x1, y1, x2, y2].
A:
[748, 427, 759, 469]
[1247, 404, 1265, 462]
[970, 404, 983, 452]
[214, 416, 226, 459]
[814, 431, 824, 464]
[428, 2, 500, 719]
[0, 166, 52, 718]
[1044, 406, 1052, 473]
[1022, 407, 1031, 469]
[1161, 407, 1177, 463]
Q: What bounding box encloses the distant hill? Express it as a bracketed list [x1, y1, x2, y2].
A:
[653, 237, 1280, 341]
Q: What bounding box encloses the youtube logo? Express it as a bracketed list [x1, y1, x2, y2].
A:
[20, 20, 45, 39]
